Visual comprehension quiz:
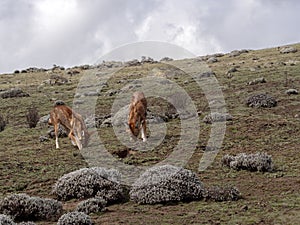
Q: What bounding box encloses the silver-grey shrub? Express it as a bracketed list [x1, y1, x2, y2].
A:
[222, 152, 273, 172]
[57, 212, 93, 225]
[130, 165, 205, 204]
[246, 93, 277, 108]
[76, 198, 106, 215]
[52, 167, 125, 203]
[0, 214, 15, 225]
[203, 112, 233, 124]
[0, 214, 36, 225]
[18, 222, 36, 225]
[0, 193, 62, 221]
[205, 186, 241, 201]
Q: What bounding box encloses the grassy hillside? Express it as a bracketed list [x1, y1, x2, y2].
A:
[0, 43, 299, 224]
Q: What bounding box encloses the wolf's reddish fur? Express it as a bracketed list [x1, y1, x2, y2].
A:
[48, 103, 90, 150]
[128, 91, 147, 142]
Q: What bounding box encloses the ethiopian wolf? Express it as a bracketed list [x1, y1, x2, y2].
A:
[128, 91, 147, 142]
[48, 102, 90, 150]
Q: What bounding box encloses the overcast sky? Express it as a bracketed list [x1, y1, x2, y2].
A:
[0, 0, 299, 73]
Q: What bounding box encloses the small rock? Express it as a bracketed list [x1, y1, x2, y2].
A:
[125, 59, 141, 67]
[97, 61, 123, 69]
[203, 112, 233, 124]
[280, 46, 297, 54]
[37, 115, 50, 127]
[106, 90, 119, 96]
[99, 81, 108, 88]
[49, 74, 69, 85]
[198, 71, 215, 78]
[227, 67, 238, 73]
[229, 49, 249, 57]
[160, 57, 173, 62]
[48, 126, 68, 138]
[213, 53, 225, 57]
[207, 57, 218, 63]
[226, 72, 233, 79]
[100, 117, 112, 127]
[241, 205, 248, 211]
[285, 89, 298, 95]
[85, 116, 96, 128]
[249, 67, 258, 72]
[226, 67, 238, 78]
[0, 88, 30, 98]
[147, 114, 167, 124]
[229, 50, 241, 57]
[247, 77, 266, 85]
[79, 64, 91, 70]
[84, 91, 99, 97]
[74, 93, 82, 98]
[67, 69, 80, 76]
[141, 56, 157, 64]
[39, 135, 49, 142]
[74, 99, 85, 105]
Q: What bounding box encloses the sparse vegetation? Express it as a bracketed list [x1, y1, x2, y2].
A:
[246, 93, 277, 108]
[205, 185, 242, 201]
[18, 222, 36, 225]
[0, 43, 299, 224]
[0, 193, 62, 221]
[26, 106, 40, 128]
[57, 212, 93, 225]
[52, 167, 125, 203]
[202, 112, 233, 124]
[76, 198, 106, 215]
[130, 165, 205, 204]
[0, 214, 15, 225]
[0, 88, 29, 98]
[222, 152, 273, 172]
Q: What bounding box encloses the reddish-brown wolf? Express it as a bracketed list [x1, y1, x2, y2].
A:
[48, 102, 91, 150]
[128, 91, 147, 142]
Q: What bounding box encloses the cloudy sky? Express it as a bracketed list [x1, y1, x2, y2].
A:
[0, 0, 299, 73]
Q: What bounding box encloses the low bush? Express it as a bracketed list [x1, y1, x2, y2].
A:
[0, 214, 15, 225]
[246, 93, 277, 108]
[130, 165, 205, 204]
[76, 198, 106, 215]
[26, 106, 40, 128]
[57, 212, 93, 225]
[222, 152, 273, 172]
[0, 193, 62, 221]
[18, 222, 36, 225]
[205, 186, 241, 201]
[52, 167, 125, 203]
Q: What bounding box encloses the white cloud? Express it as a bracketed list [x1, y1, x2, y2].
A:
[133, 0, 223, 55]
[0, 0, 299, 73]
